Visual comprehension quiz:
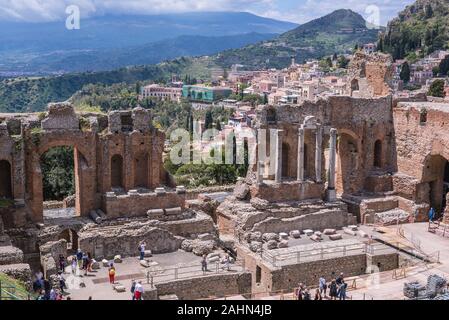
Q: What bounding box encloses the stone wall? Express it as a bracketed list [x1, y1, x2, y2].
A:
[143, 272, 252, 300]
[78, 225, 182, 260]
[103, 190, 185, 219]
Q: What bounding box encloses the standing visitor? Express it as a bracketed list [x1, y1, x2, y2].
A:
[139, 242, 146, 261]
[71, 257, 77, 274]
[201, 255, 208, 272]
[303, 288, 311, 300]
[58, 272, 66, 293]
[76, 249, 83, 270]
[339, 280, 348, 300]
[134, 281, 144, 300]
[329, 280, 338, 300]
[319, 276, 327, 297]
[59, 254, 66, 273]
[130, 280, 136, 300]
[314, 289, 322, 300]
[108, 264, 116, 284]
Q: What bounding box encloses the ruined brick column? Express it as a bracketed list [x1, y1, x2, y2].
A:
[326, 128, 337, 202]
[315, 124, 322, 183]
[275, 130, 283, 183]
[297, 127, 305, 182]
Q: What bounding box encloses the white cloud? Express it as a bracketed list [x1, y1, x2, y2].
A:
[0, 0, 273, 22]
[0, 0, 415, 24]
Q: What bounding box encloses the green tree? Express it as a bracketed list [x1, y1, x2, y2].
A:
[41, 147, 75, 201]
[428, 79, 445, 97]
[205, 109, 213, 130]
[439, 55, 449, 76]
[400, 62, 411, 83]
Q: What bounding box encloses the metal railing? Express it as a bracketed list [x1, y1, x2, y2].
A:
[141, 259, 246, 288]
[259, 242, 387, 267]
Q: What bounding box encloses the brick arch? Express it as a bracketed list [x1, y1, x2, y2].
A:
[336, 129, 363, 195]
[0, 159, 12, 199]
[421, 154, 449, 215]
[28, 135, 96, 223]
[111, 154, 124, 189]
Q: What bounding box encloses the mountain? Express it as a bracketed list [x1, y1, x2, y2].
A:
[0, 12, 297, 74]
[379, 0, 449, 60]
[6, 33, 277, 74]
[214, 9, 382, 69]
[0, 56, 219, 113]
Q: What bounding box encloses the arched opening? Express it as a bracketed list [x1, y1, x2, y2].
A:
[304, 144, 309, 179]
[111, 155, 124, 189]
[0, 160, 12, 199]
[58, 229, 79, 254]
[337, 132, 360, 195]
[282, 143, 290, 179]
[351, 79, 359, 92]
[40, 146, 87, 219]
[374, 140, 383, 168]
[134, 152, 149, 188]
[422, 155, 449, 217]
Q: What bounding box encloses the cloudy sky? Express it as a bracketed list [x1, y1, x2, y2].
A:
[0, 0, 415, 25]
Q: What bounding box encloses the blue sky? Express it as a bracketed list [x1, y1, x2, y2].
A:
[0, 0, 415, 25]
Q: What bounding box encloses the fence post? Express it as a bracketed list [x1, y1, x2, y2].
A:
[146, 271, 149, 284]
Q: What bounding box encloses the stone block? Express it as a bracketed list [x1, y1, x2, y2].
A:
[198, 233, 214, 241]
[358, 230, 368, 238]
[155, 188, 166, 196]
[147, 209, 164, 218]
[279, 232, 289, 240]
[128, 190, 139, 197]
[329, 234, 343, 241]
[140, 260, 150, 268]
[89, 210, 102, 224]
[114, 285, 126, 292]
[310, 234, 322, 242]
[165, 207, 182, 216]
[208, 256, 220, 263]
[290, 230, 301, 239]
[250, 241, 262, 253]
[344, 228, 357, 236]
[303, 229, 314, 236]
[262, 233, 279, 242]
[278, 240, 289, 248]
[348, 225, 358, 231]
[144, 250, 152, 258]
[176, 186, 186, 194]
[249, 232, 262, 242]
[323, 229, 336, 235]
[102, 259, 109, 267]
[91, 260, 100, 270]
[314, 231, 322, 237]
[113, 255, 122, 263]
[266, 240, 278, 250]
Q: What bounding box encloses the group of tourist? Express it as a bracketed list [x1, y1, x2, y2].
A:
[32, 270, 67, 300]
[296, 273, 349, 301]
[130, 280, 145, 300]
[73, 249, 94, 276]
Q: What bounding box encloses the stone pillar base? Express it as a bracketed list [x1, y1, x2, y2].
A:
[326, 189, 337, 202]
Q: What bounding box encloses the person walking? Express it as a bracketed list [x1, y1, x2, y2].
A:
[130, 280, 136, 300]
[134, 281, 144, 300]
[314, 289, 322, 300]
[201, 255, 208, 272]
[82, 252, 89, 276]
[329, 280, 338, 300]
[319, 276, 327, 297]
[59, 254, 66, 273]
[108, 264, 116, 284]
[139, 242, 146, 261]
[71, 256, 77, 275]
[339, 280, 347, 300]
[58, 272, 66, 293]
[76, 249, 83, 270]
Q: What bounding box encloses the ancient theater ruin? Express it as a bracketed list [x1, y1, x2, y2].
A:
[0, 52, 448, 300]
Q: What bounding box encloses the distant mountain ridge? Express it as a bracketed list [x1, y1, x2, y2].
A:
[215, 9, 382, 69]
[4, 33, 277, 74]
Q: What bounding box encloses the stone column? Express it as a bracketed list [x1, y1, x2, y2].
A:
[326, 128, 337, 201]
[297, 127, 304, 182]
[315, 124, 322, 183]
[257, 158, 263, 184]
[275, 130, 283, 183]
